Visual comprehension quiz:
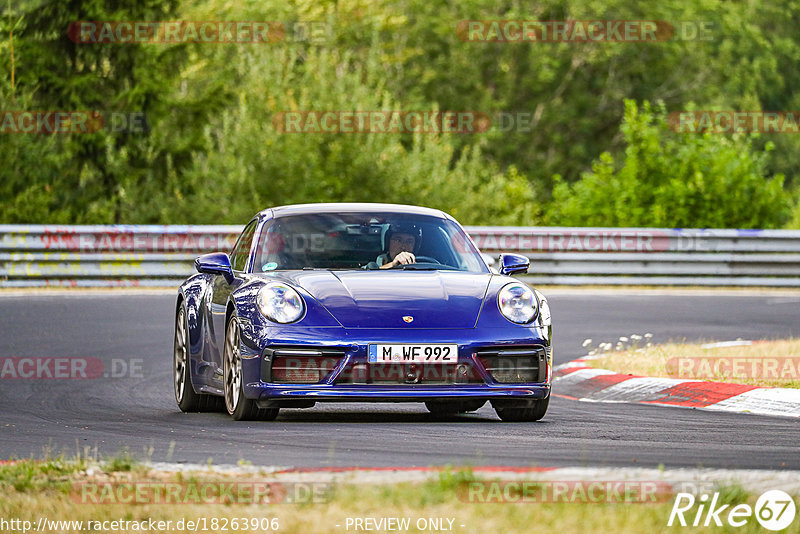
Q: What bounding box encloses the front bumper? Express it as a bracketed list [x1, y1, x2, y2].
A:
[252, 384, 549, 406]
[238, 326, 552, 403]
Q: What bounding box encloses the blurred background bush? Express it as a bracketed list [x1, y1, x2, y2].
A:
[1, 0, 798, 227]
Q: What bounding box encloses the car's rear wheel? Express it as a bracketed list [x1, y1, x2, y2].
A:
[174, 304, 223, 412]
[492, 396, 549, 422]
[425, 400, 486, 415]
[223, 313, 279, 421]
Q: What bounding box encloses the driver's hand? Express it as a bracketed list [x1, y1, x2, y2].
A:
[384, 251, 415, 268]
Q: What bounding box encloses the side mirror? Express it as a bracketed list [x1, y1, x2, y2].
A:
[195, 252, 235, 284]
[499, 253, 530, 276]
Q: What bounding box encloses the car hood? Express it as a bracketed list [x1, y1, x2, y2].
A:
[270, 270, 492, 329]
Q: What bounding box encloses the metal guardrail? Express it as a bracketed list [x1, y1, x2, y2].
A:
[1, 225, 799, 287]
[0, 225, 240, 287]
[467, 227, 800, 286]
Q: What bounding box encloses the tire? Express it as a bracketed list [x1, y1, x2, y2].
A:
[492, 396, 549, 422]
[174, 304, 224, 412]
[223, 313, 279, 421]
[425, 399, 486, 415]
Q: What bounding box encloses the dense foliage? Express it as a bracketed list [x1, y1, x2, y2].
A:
[1, 0, 799, 227]
[548, 100, 792, 228]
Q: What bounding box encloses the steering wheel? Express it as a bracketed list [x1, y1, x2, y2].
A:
[389, 255, 442, 268]
[412, 255, 441, 264]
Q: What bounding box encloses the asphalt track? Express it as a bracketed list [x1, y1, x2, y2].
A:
[0, 291, 798, 469]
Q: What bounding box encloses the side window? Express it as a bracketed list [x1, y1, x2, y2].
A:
[230, 220, 257, 272]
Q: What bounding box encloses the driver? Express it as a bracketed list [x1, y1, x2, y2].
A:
[372, 224, 422, 269]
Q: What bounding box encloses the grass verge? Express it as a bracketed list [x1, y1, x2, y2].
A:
[1, 458, 798, 533]
[587, 338, 800, 388]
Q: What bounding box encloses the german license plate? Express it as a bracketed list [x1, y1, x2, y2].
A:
[368, 344, 459, 363]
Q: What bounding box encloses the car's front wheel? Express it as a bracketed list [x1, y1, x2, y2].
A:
[223, 313, 279, 421]
[492, 396, 549, 422]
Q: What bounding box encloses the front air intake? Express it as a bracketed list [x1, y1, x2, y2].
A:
[262, 347, 346, 384]
[475, 346, 548, 384]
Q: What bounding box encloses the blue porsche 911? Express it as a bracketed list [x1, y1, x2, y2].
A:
[174, 203, 552, 421]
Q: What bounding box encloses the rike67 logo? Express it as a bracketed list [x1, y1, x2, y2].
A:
[669, 490, 796, 531]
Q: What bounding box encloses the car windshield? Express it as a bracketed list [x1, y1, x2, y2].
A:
[251, 212, 488, 273]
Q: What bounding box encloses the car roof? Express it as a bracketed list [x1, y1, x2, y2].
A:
[257, 203, 450, 220]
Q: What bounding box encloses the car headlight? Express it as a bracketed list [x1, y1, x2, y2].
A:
[534, 289, 551, 327]
[257, 282, 305, 324]
[498, 283, 538, 324]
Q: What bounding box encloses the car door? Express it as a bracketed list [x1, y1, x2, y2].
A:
[208, 219, 258, 378]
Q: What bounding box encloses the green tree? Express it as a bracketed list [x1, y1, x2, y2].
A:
[547, 100, 791, 228]
[174, 36, 538, 225]
[4, 0, 800, 227]
[0, 0, 212, 223]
